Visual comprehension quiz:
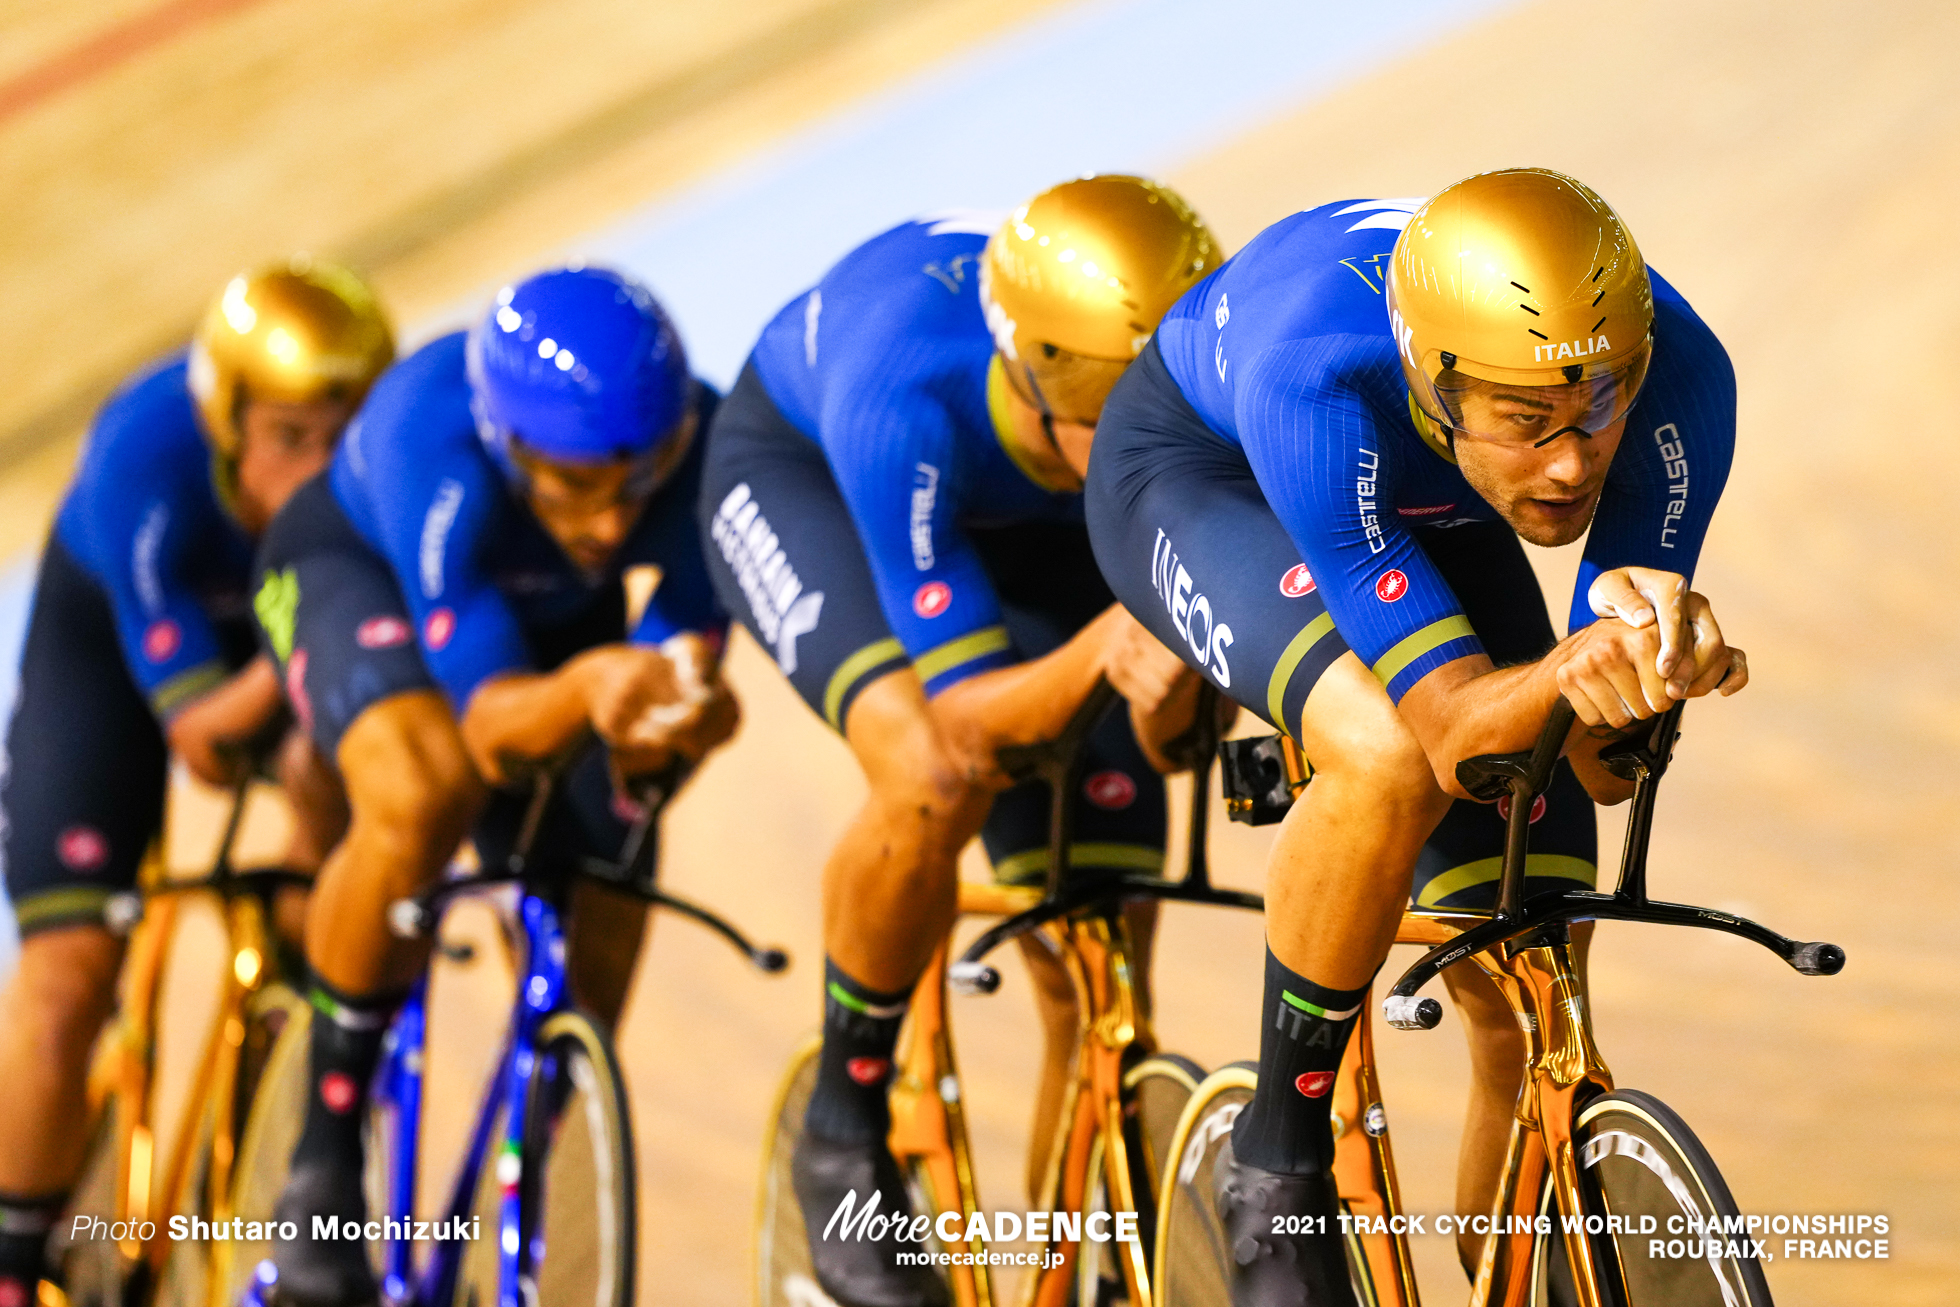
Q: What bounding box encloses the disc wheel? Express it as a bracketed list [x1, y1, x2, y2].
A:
[1070, 1053, 1205, 1306]
[1151, 1064, 1370, 1307]
[1529, 1089, 1774, 1307]
[753, 1035, 826, 1307]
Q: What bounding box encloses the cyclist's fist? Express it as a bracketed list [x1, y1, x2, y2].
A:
[1679, 591, 1748, 699]
[1587, 566, 1695, 695]
[1556, 617, 1675, 729]
[1101, 606, 1192, 719]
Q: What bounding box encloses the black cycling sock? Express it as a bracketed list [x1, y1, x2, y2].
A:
[0, 1190, 63, 1292]
[1231, 947, 1367, 1175]
[289, 977, 397, 1177]
[804, 958, 910, 1147]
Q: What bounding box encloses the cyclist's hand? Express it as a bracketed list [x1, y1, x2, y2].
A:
[581, 633, 734, 756]
[167, 654, 284, 787]
[1556, 617, 1675, 729]
[1102, 607, 1192, 719]
[1587, 566, 1693, 695]
[1679, 592, 1749, 698]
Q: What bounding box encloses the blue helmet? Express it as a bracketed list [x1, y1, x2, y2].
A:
[465, 266, 691, 473]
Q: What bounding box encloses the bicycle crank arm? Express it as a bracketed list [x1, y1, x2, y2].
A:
[649, 888, 789, 972]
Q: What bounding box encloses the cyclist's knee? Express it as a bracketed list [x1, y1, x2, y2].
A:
[5, 925, 122, 1047]
[1300, 658, 1447, 816]
[844, 673, 986, 827]
[337, 690, 483, 854]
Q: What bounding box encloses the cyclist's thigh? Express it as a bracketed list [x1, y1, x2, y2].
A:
[700, 360, 907, 736]
[1408, 523, 1597, 910]
[967, 522, 1166, 885]
[2, 537, 166, 935]
[1086, 340, 1352, 743]
[254, 473, 439, 762]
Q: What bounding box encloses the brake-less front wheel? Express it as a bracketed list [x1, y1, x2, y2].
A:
[1071, 1053, 1206, 1306]
[1529, 1089, 1774, 1307]
[1152, 1064, 1372, 1307]
[753, 1035, 826, 1307]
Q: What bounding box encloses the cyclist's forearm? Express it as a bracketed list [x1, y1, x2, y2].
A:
[926, 611, 1116, 778]
[459, 667, 589, 785]
[1397, 649, 1573, 798]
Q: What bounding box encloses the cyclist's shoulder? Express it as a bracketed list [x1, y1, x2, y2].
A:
[1646, 267, 1733, 383]
[58, 351, 217, 557]
[332, 333, 493, 535]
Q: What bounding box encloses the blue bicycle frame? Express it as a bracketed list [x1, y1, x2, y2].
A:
[370, 889, 572, 1307]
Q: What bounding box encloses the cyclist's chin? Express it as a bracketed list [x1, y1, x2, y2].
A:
[1503, 492, 1598, 546]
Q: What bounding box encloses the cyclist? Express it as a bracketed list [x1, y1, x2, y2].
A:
[701, 174, 1219, 1306]
[0, 261, 391, 1302]
[249, 264, 737, 1306]
[1085, 169, 1749, 1302]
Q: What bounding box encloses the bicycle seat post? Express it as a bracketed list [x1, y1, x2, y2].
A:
[1181, 684, 1222, 893]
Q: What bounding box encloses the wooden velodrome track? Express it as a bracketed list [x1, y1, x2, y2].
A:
[2, 0, 1954, 1303]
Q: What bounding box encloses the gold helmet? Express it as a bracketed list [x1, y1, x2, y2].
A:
[1386, 168, 1653, 455]
[188, 256, 394, 487]
[980, 174, 1219, 424]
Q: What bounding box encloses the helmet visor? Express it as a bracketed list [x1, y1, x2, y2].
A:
[1006, 346, 1131, 427]
[1426, 346, 1650, 448]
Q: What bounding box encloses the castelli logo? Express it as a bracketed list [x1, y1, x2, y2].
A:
[357, 615, 412, 649]
[57, 825, 110, 873]
[912, 581, 952, 619]
[846, 1057, 891, 1086]
[142, 618, 181, 663]
[1083, 770, 1138, 810]
[424, 607, 457, 649]
[319, 1070, 359, 1114]
[1374, 569, 1409, 603]
[0, 1275, 30, 1307]
[1279, 564, 1317, 598]
[1497, 793, 1549, 825]
[1396, 504, 1456, 518]
[1294, 1071, 1336, 1098]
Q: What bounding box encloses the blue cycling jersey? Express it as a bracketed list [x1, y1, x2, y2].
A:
[749, 213, 1085, 695]
[329, 333, 723, 708]
[1154, 198, 1736, 701]
[53, 354, 255, 718]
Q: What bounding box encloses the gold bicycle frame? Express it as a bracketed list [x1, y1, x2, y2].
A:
[1327, 908, 1618, 1307]
[64, 793, 294, 1307]
[888, 878, 1169, 1307]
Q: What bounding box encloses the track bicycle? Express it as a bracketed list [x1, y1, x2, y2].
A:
[1156, 700, 1847, 1307]
[221, 757, 788, 1307]
[51, 777, 312, 1307]
[756, 681, 1262, 1307]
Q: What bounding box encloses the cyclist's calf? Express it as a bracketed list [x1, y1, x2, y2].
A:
[0, 925, 124, 1189]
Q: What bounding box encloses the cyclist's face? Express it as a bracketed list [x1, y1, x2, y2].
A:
[234, 396, 354, 533]
[514, 447, 658, 573]
[1453, 391, 1627, 547]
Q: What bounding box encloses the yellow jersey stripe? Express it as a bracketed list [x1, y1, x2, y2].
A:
[1413, 854, 1597, 909]
[992, 842, 1165, 887]
[1370, 615, 1476, 690]
[1265, 612, 1336, 739]
[913, 626, 1012, 687]
[822, 637, 906, 730]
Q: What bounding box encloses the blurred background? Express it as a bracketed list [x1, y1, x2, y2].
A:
[1, 0, 1954, 1302]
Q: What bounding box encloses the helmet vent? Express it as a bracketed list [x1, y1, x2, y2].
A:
[1528, 330, 1549, 340]
[1562, 364, 1584, 383]
[1592, 290, 1605, 307]
[1519, 304, 1540, 316]
[1509, 281, 1531, 293]
[1439, 352, 1457, 368]
[1592, 317, 1607, 332]
[1591, 266, 1607, 283]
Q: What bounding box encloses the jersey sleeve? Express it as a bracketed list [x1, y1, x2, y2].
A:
[358, 423, 531, 707]
[1236, 336, 1485, 702]
[96, 491, 234, 718]
[823, 388, 1013, 696]
[1570, 288, 1737, 632]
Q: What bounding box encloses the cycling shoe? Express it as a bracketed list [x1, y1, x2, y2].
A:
[792, 1133, 949, 1307]
[1214, 1141, 1356, 1307]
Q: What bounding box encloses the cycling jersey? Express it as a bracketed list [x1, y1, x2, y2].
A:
[1150, 197, 1735, 701]
[51, 353, 255, 718]
[324, 332, 722, 709]
[745, 213, 1085, 696]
